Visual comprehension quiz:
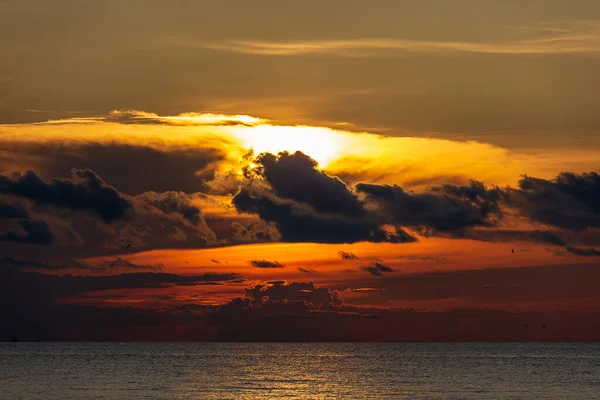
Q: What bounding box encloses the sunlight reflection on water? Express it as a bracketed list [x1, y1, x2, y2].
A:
[1, 342, 599, 399]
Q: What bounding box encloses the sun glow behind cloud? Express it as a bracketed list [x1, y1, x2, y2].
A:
[2, 110, 598, 189]
[229, 124, 345, 167]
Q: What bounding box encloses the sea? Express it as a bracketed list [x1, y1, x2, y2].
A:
[1, 343, 599, 399]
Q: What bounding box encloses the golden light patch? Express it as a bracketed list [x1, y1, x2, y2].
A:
[2, 110, 598, 188]
[228, 124, 345, 167]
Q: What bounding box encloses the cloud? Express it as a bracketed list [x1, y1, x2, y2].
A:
[233, 151, 415, 244]
[0, 267, 244, 341]
[254, 151, 366, 218]
[298, 267, 319, 274]
[357, 180, 502, 235]
[244, 281, 342, 308]
[1, 269, 244, 303]
[471, 228, 600, 257]
[100, 257, 163, 272]
[360, 262, 395, 276]
[0, 199, 29, 219]
[0, 169, 131, 223]
[0, 256, 94, 271]
[249, 259, 284, 269]
[135, 191, 204, 226]
[174, 28, 600, 57]
[233, 187, 414, 244]
[0, 220, 55, 245]
[564, 246, 600, 257]
[0, 171, 227, 259]
[336, 262, 600, 308]
[338, 251, 359, 260]
[507, 172, 600, 231]
[58, 110, 268, 127]
[0, 141, 226, 195]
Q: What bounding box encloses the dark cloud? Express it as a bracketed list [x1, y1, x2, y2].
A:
[100, 257, 163, 272]
[0, 191, 219, 260]
[507, 172, 600, 231]
[0, 141, 227, 195]
[531, 230, 567, 247]
[0, 169, 131, 223]
[356, 180, 502, 235]
[0, 199, 29, 219]
[564, 246, 600, 257]
[3, 270, 600, 341]
[526, 230, 600, 257]
[335, 262, 600, 307]
[233, 187, 415, 244]
[244, 281, 342, 308]
[234, 151, 500, 244]
[204, 281, 343, 337]
[360, 262, 395, 276]
[398, 255, 448, 262]
[338, 251, 359, 260]
[210, 279, 600, 341]
[249, 259, 284, 269]
[0, 267, 241, 341]
[237, 156, 600, 252]
[1, 269, 244, 303]
[254, 151, 366, 218]
[1, 220, 55, 245]
[298, 267, 319, 274]
[136, 191, 203, 225]
[0, 256, 93, 271]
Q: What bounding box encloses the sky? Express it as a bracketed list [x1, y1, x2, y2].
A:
[1, 0, 600, 341]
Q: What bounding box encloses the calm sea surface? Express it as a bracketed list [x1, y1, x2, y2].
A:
[1, 343, 599, 399]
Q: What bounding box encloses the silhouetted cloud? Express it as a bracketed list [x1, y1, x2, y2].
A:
[235, 151, 500, 243]
[0, 200, 29, 219]
[357, 180, 502, 235]
[0, 267, 244, 341]
[100, 257, 163, 272]
[0, 169, 131, 223]
[0, 256, 93, 271]
[254, 151, 366, 218]
[0, 220, 55, 245]
[136, 191, 203, 225]
[249, 259, 284, 269]
[564, 246, 600, 257]
[0, 141, 227, 195]
[507, 172, 600, 231]
[338, 251, 359, 260]
[361, 262, 395, 276]
[233, 187, 415, 244]
[1, 269, 244, 302]
[298, 267, 319, 274]
[526, 230, 600, 256]
[244, 281, 342, 307]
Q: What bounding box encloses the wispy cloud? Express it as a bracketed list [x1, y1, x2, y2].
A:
[35, 110, 268, 127]
[169, 23, 600, 57]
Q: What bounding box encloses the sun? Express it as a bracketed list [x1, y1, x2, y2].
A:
[229, 124, 344, 167]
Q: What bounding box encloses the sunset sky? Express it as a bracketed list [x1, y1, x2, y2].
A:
[1, 1, 600, 341]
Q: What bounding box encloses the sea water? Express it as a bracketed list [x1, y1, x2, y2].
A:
[1, 342, 599, 399]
